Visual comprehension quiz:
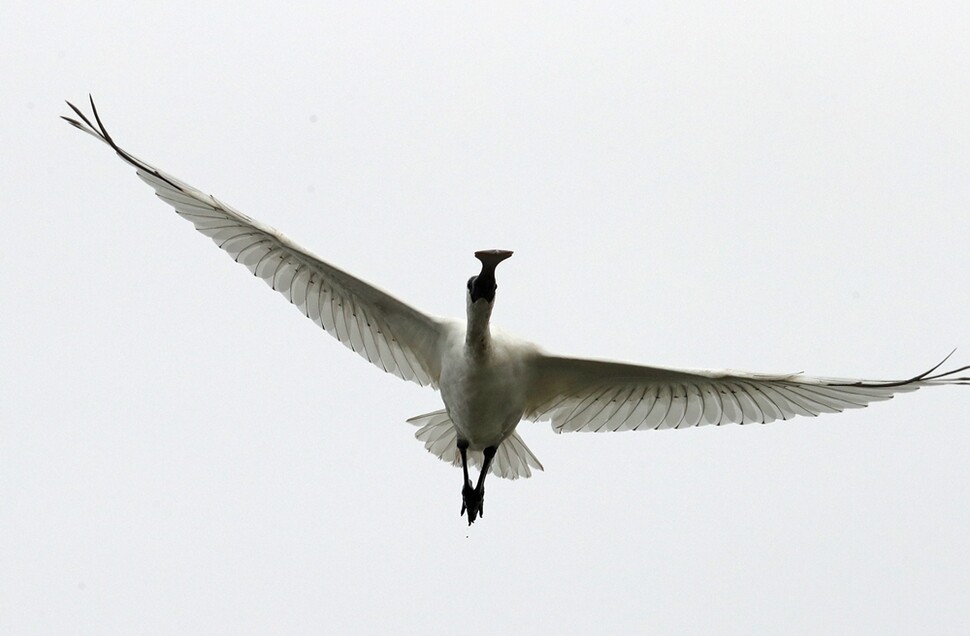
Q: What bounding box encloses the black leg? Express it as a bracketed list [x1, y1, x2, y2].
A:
[458, 438, 471, 488]
[458, 442, 497, 525]
[474, 446, 497, 518]
[458, 439, 473, 518]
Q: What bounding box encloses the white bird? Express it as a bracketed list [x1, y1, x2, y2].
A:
[64, 97, 970, 525]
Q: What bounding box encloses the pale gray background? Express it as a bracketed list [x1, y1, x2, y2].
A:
[3, 2, 970, 633]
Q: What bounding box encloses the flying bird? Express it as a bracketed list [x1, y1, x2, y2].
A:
[64, 97, 970, 525]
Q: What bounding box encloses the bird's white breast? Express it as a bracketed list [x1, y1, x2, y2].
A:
[438, 329, 534, 449]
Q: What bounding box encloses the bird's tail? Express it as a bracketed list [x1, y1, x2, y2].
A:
[406, 410, 544, 479]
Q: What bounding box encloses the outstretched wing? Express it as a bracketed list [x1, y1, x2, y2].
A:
[64, 97, 445, 387]
[524, 351, 970, 432]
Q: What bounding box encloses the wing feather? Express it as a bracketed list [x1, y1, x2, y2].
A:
[641, 384, 672, 430]
[526, 351, 969, 433]
[65, 97, 445, 386]
[700, 383, 722, 425]
[616, 385, 655, 432]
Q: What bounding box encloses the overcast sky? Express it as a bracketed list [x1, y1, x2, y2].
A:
[4, 2, 970, 633]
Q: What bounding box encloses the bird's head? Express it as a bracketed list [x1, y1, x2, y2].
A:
[467, 249, 513, 304]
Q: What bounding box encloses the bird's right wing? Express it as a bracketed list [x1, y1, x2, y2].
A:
[64, 97, 445, 387]
[524, 352, 970, 432]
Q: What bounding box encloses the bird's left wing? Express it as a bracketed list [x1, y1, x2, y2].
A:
[64, 97, 445, 387]
[523, 351, 970, 432]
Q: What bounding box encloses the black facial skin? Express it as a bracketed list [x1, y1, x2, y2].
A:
[468, 274, 497, 303]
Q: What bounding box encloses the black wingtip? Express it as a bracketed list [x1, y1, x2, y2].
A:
[63, 97, 102, 139]
[86, 94, 115, 147]
[834, 349, 970, 388]
[62, 96, 187, 194]
[919, 348, 970, 383]
[60, 114, 83, 129]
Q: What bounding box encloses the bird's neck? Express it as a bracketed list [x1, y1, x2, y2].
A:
[465, 301, 493, 356]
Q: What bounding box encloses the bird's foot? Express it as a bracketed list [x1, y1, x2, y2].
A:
[460, 481, 485, 525]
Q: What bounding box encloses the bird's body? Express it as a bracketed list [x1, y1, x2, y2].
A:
[440, 324, 535, 451]
[64, 97, 970, 525]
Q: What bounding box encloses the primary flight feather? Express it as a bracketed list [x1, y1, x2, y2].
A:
[64, 97, 970, 525]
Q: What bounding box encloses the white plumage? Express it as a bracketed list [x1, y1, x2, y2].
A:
[64, 97, 969, 524]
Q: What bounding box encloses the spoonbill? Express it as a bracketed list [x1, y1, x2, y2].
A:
[64, 97, 969, 525]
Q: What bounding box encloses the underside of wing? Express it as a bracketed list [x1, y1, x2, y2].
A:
[524, 352, 970, 433]
[64, 97, 444, 387]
